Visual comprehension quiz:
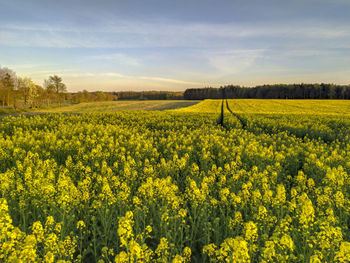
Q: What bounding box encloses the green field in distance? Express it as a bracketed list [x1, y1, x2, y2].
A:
[39, 100, 199, 113]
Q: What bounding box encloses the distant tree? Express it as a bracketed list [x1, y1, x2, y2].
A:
[341, 86, 348, 99]
[65, 92, 72, 102]
[43, 79, 54, 106]
[328, 84, 337, 99]
[47, 75, 67, 93]
[0, 67, 16, 106]
[44, 76, 66, 105]
[34, 85, 46, 107]
[18, 77, 31, 105]
[26, 79, 38, 107]
[0, 81, 4, 107]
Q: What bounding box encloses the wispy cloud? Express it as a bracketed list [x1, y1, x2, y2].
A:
[204, 49, 265, 75]
[88, 53, 140, 66]
[139, 76, 202, 86]
[1, 0, 349, 89]
[5, 63, 55, 69]
[102, 73, 126, 78]
[58, 72, 201, 85]
[59, 72, 203, 91]
[1, 20, 349, 49]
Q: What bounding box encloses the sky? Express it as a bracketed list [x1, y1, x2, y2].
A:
[0, 0, 350, 92]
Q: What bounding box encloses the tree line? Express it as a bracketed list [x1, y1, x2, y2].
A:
[72, 90, 117, 103]
[184, 84, 350, 100]
[0, 66, 186, 108]
[71, 90, 184, 102]
[3, 65, 349, 107]
[0, 67, 69, 107]
[0, 66, 117, 108]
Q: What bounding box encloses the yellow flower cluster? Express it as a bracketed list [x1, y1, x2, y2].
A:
[0, 198, 76, 262]
[115, 211, 191, 263]
[203, 237, 250, 262]
[0, 100, 349, 262]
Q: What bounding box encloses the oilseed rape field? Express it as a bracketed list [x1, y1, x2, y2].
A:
[1, 99, 350, 262]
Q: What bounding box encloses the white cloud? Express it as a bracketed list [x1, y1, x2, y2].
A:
[204, 49, 265, 75]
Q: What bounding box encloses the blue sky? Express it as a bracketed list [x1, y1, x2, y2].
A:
[1, 0, 349, 92]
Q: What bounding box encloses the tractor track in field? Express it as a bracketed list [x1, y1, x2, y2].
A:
[217, 99, 224, 126]
[224, 99, 340, 144]
[225, 99, 246, 129]
[217, 99, 247, 130]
